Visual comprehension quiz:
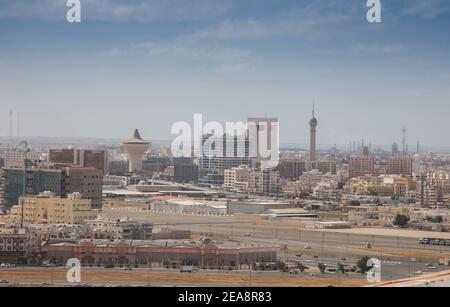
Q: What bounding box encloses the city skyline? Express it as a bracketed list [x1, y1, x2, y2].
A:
[1, 0, 450, 145]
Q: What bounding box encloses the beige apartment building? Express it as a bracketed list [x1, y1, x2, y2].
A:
[387, 156, 414, 176]
[224, 165, 249, 192]
[349, 156, 375, 178]
[17, 191, 98, 225]
[248, 169, 281, 195]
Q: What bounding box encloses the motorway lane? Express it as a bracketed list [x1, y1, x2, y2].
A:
[103, 208, 450, 252]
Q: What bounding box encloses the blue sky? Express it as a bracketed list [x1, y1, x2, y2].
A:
[0, 0, 450, 147]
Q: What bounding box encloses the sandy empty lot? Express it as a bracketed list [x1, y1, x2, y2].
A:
[0, 269, 366, 287]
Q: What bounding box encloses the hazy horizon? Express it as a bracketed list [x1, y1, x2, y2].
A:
[1, 0, 450, 146]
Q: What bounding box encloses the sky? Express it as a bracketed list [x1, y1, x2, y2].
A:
[0, 0, 450, 147]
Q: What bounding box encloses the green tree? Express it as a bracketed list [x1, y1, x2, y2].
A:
[393, 214, 409, 228]
[357, 256, 371, 274]
[318, 263, 327, 274]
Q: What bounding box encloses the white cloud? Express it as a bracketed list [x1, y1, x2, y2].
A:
[400, 0, 450, 19]
[181, 2, 364, 42]
[0, 0, 234, 22]
[351, 43, 409, 54]
[101, 40, 256, 73]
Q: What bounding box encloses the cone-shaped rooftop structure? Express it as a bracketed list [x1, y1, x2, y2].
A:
[122, 129, 150, 173]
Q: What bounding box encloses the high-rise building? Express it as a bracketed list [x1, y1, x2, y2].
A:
[246, 117, 278, 168]
[349, 156, 375, 179]
[0, 166, 103, 210]
[361, 146, 370, 157]
[224, 165, 249, 191]
[248, 169, 281, 195]
[0, 149, 41, 168]
[198, 134, 254, 187]
[387, 156, 414, 176]
[49, 149, 108, 174]
[141, 157, 172, 176]
[108, 160, 129, 176]
[173, 163, 199, 183]
[392, 143, 399, 156]
[122, 129, 151, 173]
[0, 167, 62, 209]
[311, 160, 337, 175]
[276, 159, 306, 180]
[61, 167, 103, 209]
[417, 176, 443, 207]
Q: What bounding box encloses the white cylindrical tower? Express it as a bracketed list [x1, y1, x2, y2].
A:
[122, 129, 151, 173]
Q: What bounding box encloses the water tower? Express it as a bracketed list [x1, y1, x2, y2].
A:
[122, 129, 150, 173]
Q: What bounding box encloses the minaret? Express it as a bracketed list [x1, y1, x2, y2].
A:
[309, 103, 318, 164]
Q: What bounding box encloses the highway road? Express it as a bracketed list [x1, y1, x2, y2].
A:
[103, 208, 450, 252]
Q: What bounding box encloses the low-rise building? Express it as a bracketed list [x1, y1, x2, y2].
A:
[17, 192, 98, 225]
[0, 227, 38, 264]
[41, 239, 279, 269]
[85, 217, 153, 240]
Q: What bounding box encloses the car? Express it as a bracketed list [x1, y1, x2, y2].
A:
[180, 266, 199, 273]
[123, 267, 133, 271]
[427, 266, 437, 270]
[309, 273, 320, 277]
[0, 280, 9, 284]
[413, 271, 423, 275]
[304, 246, 312, 250]
[289, 269, 301, 275]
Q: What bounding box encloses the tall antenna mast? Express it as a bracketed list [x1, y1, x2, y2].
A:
[312, 100, 315, 118]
